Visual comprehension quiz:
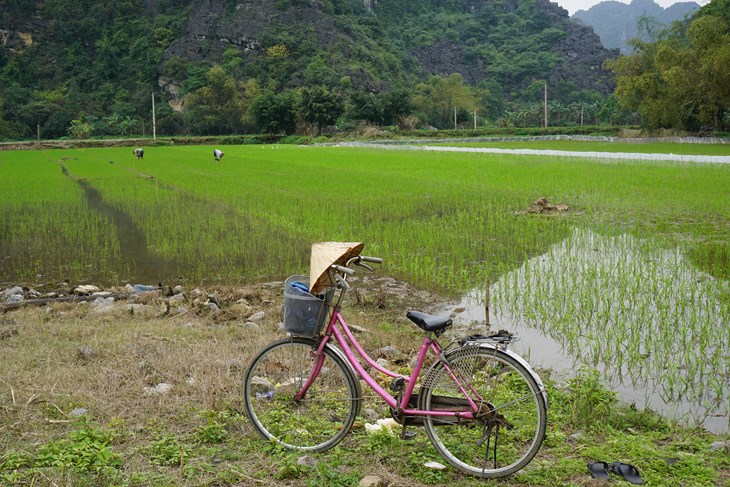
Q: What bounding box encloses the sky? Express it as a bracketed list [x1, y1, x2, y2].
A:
[555, 0, 710, 16]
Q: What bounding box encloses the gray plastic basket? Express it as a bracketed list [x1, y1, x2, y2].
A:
[283, 275, 333, 337]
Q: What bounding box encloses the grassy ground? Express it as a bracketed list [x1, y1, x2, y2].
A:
[1, 280, 727, 486]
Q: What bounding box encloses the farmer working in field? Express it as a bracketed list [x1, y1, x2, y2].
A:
[133, 148, 144, 159]
[213, 149, 224, 161]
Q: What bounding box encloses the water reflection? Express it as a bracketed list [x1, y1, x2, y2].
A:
[443, 228, 729, 434]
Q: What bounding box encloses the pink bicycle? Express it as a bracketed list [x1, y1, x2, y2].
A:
[244, 251, 548, 478]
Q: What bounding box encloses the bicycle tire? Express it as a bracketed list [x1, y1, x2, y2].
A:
[244, 337, 361, 452]
[418, 345, 547, 478]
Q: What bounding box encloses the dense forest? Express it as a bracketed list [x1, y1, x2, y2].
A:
[0, 0, 727, 140]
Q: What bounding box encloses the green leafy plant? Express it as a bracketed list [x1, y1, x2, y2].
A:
[148, 435, 188, 467]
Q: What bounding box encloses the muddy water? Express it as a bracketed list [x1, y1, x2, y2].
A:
[441, 229, 729, 434]
[61, 164, 174, 284]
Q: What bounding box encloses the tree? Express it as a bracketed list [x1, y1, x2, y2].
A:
[184, 65, 247, 134]
[608, 10, 730, 131]
[251, 90, 296, 134]
[294, 86, 343, 135]
[413, 74, 477, 129]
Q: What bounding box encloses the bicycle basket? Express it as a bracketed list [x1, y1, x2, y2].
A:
[283, 275, 334, 337]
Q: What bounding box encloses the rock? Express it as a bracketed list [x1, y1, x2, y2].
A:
[375, 345, 400, 359]
[2, 286, 23, 299]
[68, 407, 88, 418]
[123, 284, 135, 293]
[91, 297, 115, 308]
[144, 383, 172, 396]
[169, 293, 185, 303]
[74, 285, 101, 295]
[249, 376, 273, 394]
[240, 321, 259, 330]
[225, 358, 243, 372]
[709, 440, 730, 451]
[424, 461, 446, 470]
[570, 430, 584, 441]
[206, 302, 220, 312]
[174, 306, 188, 315]
[359, 476, 383, 487]
[248, 311, 265, 323]
[349, 324, 369, 334]
[173, 285, 184, 294]
[207, 293, 220, 306]
[191, 288, 204, 298]
[297, 455, 317, 467]
[125, 304, 159, 316]
[5, 294, 23, 303]
[362, 408, 380, 422]
[28, 288, 41, 298]
[375, 358, 390, 369]
[76, 346, 96, 361]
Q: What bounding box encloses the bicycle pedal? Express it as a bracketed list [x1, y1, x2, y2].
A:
[389, 377, 405, 393]
[400, 429, 417, 441]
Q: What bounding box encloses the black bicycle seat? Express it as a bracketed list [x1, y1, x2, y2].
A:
[406, 311, 453, 334]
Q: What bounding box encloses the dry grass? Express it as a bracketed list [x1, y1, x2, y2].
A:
[0, 278, 447, 485]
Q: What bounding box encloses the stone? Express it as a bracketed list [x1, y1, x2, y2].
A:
[173, 285, 184, 294]
[206, 302, 220, 312]
[424, 461, 446, 470]
[5, 294, 23, 303]
[169, 293, 185, 303]
[76, 346, 96, 361]
[2, 286, 23, 298]
[125, 304, 159, 316]
[249, 376, 273, 394]
[297, 455, 317, 467]
[74, 285, 101, 295]
[248, 311, 265, 323]
[225, 358, 243, 372]
[359, 475, 383, 487]
[144, 383, 172, 396]
[375, 345, 400, 359]
[68, 407, 88, 418]
[709, 440, 730, 451]
[362, 408, 379, 422]
[349, 324, 369, 334]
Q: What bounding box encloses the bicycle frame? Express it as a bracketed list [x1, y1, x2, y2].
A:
[296, 306, 482, 421]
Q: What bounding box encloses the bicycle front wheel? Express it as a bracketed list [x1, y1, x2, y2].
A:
[419, 345, 547, 478]
[244, 337, 361, 452]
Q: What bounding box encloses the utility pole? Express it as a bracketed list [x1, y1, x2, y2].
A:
[581, 106, 584, 126]
[151, 92, 157, 141]
[545, 81, 547, 128]
[454, 107, 457, 130]
[473, 110, 477, 130]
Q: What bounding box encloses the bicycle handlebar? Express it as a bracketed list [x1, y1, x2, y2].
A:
[332, 264, 355, 275]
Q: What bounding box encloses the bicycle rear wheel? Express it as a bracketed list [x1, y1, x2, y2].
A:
[244, 337, 361, 452]
[419, 345, 547, 478]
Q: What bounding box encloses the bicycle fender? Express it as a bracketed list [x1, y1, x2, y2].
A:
[478, 343, 549, 408]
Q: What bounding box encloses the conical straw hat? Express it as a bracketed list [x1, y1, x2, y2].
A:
[310, 241, 364, 294]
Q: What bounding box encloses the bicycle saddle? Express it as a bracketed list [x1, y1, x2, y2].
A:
[406, 311, 453, 334]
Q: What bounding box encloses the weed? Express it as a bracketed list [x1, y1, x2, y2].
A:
[148, 435, 187, 467]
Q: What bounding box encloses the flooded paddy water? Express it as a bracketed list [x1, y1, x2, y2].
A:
[443, 228, 729, 434]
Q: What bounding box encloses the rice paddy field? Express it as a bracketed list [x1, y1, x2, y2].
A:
[1, 142, 729, 434]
